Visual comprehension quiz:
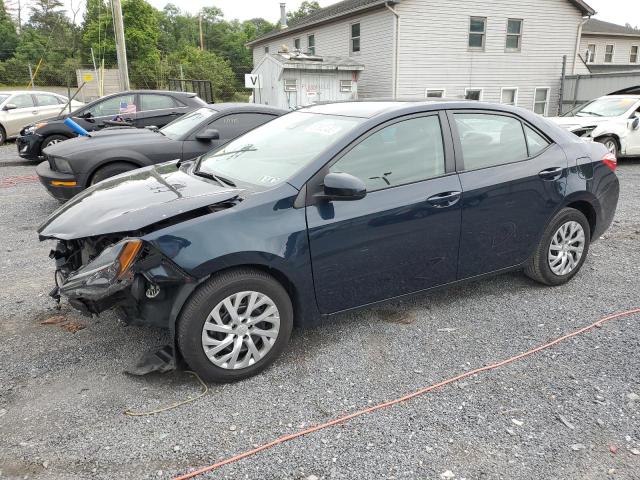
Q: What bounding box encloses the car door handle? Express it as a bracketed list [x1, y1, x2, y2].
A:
[538, 167, 564, 180]
[427, 191, 462, 208]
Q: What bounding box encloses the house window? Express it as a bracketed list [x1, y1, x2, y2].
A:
[605, 44, 614, 63]
[631, 45, 639, 63]
[340, 80, 353, 93]
[284, 79, 297, 92]
[294, 38, 301, 50]
[534, 88, 550, 116]
[351, 23, 361, 53]
[425, 89, 446, 98]
[465, 88, 483, 101]
[586, 44, 596, 63]
[501, 88, 518, 106]
[506, 19, 523, 51]
[469, 17, 486, 49]
[307, 34, 316, 55]
[264, 46, 269, 54]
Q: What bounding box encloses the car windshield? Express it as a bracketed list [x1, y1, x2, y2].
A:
[0, 94, 9, 104]
[161, 107, 217, 139]
[568, 97, 638, 117]
[197, 112, 364, 187]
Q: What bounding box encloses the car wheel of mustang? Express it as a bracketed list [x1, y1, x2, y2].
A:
[597, 136, 619, 158]
[41, 135, 68, 152]
[90, 162, 137, 185]
[525, 208, 591, 286]
[0, 125, 6, 146]
[177, 268, 294, 383]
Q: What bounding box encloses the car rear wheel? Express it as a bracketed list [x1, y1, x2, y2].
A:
[41, 134, 68, 152]
[597, 136, 619, 158]
[0, 125, 6, 146]
[524, 208, 591, 286]
[177, 268, 294, 383]
[90, 162, 137, 185]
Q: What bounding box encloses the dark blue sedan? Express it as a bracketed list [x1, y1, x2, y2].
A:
[38, 100, 620, 382]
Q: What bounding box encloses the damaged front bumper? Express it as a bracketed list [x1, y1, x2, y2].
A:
[50, 238, 196, 328]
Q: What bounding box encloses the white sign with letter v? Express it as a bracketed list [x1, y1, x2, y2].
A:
[245, 74, 262, 89]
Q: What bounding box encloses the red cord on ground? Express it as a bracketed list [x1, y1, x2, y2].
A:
[173, 308, 640, 480]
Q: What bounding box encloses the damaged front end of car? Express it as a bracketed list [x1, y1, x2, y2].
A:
[49, 234, 196, 327]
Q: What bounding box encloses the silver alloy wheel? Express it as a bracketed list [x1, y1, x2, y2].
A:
[46, 138, 63, 147]
[201, 291, 280, 370]
[548, 221, 586, 276]
[604, 139, 617, 155]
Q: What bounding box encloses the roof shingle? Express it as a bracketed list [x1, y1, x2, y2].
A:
[583, 18, 640, 37]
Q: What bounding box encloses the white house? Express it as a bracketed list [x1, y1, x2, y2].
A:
[580, 19, 640, 72]
[248, 0, 596, 116]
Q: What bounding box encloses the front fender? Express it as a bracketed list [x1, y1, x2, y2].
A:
[592, 120, 631, 154]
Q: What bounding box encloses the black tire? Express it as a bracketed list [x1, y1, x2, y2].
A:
[90, 162, 137, 185]
[0, 125, 6, 146]
[597, 136, 619, 158]
[525, 208, 591, 286]
[40, 134, 69, 153]
[177, 268, 294, 383]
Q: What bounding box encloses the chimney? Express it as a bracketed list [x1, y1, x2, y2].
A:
[280, 3, 288, 29]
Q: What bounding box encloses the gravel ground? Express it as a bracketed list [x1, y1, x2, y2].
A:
[0, 141, 639, 480]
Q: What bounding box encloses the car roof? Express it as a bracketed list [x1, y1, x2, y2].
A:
[0, 90, 66, 96]
[209, 103, 287, 114]
[597, 94, 640, 99]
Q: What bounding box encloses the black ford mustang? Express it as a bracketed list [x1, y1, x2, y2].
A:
[17, 90, 206, 159]
[36, 103, 286, 201]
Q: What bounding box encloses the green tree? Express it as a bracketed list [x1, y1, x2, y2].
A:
[287, 1, 321, 23]
[0, 0, 18, 61]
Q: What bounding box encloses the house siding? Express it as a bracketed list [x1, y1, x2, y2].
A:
[395, 0, 586, 116]
[251, 8, 395, 98]
[580, 35, 640, 66]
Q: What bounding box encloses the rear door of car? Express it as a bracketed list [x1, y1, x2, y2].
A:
[33, 93, 66, 122]
[136, 93, 185, 128]
[181, 112, 280, 160]
[3, 93, 38, 137]
[447, 110, 568, 279]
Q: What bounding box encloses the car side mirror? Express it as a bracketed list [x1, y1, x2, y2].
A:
[196, 128, 220, 142]
[3, 103, 17, 111]
[632, 117, 640, 130]
[322, 172, 367, 201]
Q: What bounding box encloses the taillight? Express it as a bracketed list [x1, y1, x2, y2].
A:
[602, 153, 617, 172]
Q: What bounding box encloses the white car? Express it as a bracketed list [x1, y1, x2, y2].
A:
[0, 91, 84, 145]
[550, 95, 640, 158]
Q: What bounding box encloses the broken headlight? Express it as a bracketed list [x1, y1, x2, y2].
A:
[572, 126, 597, 138]
[60, 239, 142, 299]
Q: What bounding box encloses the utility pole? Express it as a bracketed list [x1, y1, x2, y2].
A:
[111, 0, 130, 91]
[199, 14, 204, 50]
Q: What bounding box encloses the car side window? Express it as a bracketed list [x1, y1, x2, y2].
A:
[330, 116, 446, 192]
[454, 113, 528, 170]
[85, 94, 136, 117]
[524, 125, 550, 156]
[140, 94, 178, 111]
[207, 113, 278, 140]
[11, 94, 34, 108]
[34, 94, 60, 107]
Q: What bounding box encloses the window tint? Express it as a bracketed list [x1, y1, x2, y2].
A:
[34, 94, 60, 106]
[524, 125, 550, 156]
[11, 94, 34, 108]
[330, 116, 445, 191]
[208, 113, 277, 140]
[140, 94, 177, 111]
[454, 113, 528, 170]
[85, 94, 136, 117]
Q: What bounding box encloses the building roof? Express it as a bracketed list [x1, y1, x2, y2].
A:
[248, 0, 595, 46]
[583, 18, 640, 37]
[267, 53, 365, 71]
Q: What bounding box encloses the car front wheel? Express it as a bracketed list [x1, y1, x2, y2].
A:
[90, 162, 137, 185]
[41, 134, 69, 152]
[177, 269, 294, 383]
[524, 208, 591, 286]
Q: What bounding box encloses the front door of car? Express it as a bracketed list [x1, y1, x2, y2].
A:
[136, 93, 183, 128]
[625, 108, 640, 155]
[3, 94, 37, 137]
[182, 113, 279, 161]
[449, 111, 568, 279]
[79, 93, 138, 127]
[306, 113, 463, 314]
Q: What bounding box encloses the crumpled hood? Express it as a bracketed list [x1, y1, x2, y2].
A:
[38, 161, 242, 240]
[43, 128, 170, 158]
[549, 116, 610, 131]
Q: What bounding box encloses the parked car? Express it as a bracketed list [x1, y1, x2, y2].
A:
[550, 95, 640, 157]
[16, 90, 207, 159]
[0, 90, 83, 145]
[38, 100, 619, 383]
[36, 104, 286, 201]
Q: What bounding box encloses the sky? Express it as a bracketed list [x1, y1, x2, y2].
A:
[41, 0, 640, 28]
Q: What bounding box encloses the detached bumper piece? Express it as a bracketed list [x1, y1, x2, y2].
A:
[36, 161, 82, 201]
